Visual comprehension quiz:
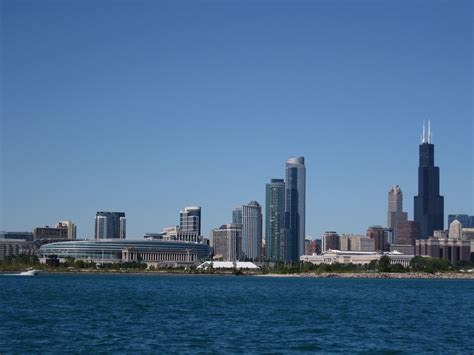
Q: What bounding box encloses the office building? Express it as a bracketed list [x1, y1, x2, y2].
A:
[241, 201, 262, 260]
[414, 121, 444, 238]
[33, 225, 69, 241]
[180, 206, 201, 235]
[0, 239, 29, 260]
[232, 207, 243, 225]
[387, 185, 408, 239]
[56, 221, 77, 240]
[340, 234, 375, 252]
[366, 226, 388, 252]
[210, 224, 242, 261]
[265, 178, 285, 261]
[285, 157, 306, 261]
[322, 231, 340, 252]
[448, 220, 462, 239]
[95, 212, 126, 239]
[0, 231, 33, 242]
[448, 214, 472, 228]
[396, 221, 420, 246]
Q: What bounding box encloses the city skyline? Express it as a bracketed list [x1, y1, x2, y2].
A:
[1, 1, 472, 239]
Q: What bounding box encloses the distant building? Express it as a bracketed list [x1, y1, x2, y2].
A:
[95, 212, 126, 239]
[145, 226, 203, 243]
[38, 239, 210, 267]
[387, 185, 408, 240]
[434, 230, 448, 239]
[56, 221, 77, 240]
[448, 220, 462, 239]
[232, 207, 243, 225]
[180, 206, 201, 235]
[416, 238, 470, 265]
[33, 225, 69, 241]
[285, 157, 306, 261]
[305, 239, 320, 255]
[265, 178, 285, 261]
[448, 214, 472, 228]
[396, 221, 420, 246]
[210, 224, 242, 261]
[462, 228, 474, 241]
[366, 226, 389, 252]
[241, 201, 262, 260]
[0, 239, 29, 260]
[414, 121, 444, 238]
[340, 235, 375, 252]
[301, 250, 413, 268]
[0, 231, 33, 242]
[390, 244, 415, 255]
[322, 231, 339, 252]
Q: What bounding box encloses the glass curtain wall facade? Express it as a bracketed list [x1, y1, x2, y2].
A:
[285, 157, 306, 262]
[265, 179, 285, 261]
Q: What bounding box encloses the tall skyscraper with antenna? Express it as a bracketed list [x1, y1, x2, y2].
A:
[414, 121, 444, 238]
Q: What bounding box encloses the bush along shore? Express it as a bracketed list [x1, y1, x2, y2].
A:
[1, 255, 473, 279]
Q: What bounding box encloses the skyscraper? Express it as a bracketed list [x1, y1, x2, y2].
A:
[232, 206, 243, 225]
[321, 231, 340, 252]
[387, 185, 408, 238]
[265, 178, 285, 261]
[414, 121, 444, 238]
[180, 206, 201, 235]
[285, 157, 306, 262]
[210, 224, 242, 261]
[241, 201, 263, 260]
[95, 212, 126, 239]
[366, 226, 388, 252]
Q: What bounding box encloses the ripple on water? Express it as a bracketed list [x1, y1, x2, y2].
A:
[0, 275, 473, 353]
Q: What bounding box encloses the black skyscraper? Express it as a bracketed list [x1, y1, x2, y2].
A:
[414, 122, 444, 238]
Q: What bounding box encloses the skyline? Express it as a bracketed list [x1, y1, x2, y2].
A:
[1, 0, 473, 239]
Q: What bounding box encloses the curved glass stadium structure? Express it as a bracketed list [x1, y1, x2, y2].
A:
[38, 239, 210, 265]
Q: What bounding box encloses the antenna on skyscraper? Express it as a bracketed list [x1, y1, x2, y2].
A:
[422, 120, 426, 143]
[428, 120, 431, 143]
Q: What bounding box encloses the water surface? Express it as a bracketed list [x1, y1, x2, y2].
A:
[1, 274, 473, 353]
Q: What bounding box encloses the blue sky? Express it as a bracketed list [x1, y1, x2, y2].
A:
[1, 0, 472, 239]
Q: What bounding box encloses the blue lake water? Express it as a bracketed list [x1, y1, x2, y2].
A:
[0, 274, 473, 353]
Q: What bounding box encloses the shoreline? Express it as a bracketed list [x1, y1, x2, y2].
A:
[1, 269, 474, 279]
[256, 272, 474, 279]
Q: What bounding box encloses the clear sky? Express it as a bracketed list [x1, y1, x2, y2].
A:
[1, 0, 472, 239]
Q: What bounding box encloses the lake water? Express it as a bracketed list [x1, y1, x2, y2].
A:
[1, 274, 473, 353]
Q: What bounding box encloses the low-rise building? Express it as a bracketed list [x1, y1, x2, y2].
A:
[38, 239, 210, 267]
[300, 250, 414, 267]
[0, 239, 29, 260]
[415, 237, 470, 265]
[0, 231, 34, 242]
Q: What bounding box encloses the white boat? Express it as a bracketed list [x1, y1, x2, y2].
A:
[18, 269, 39, 276]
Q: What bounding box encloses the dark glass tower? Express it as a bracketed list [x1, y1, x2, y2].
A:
[265, 179, 285, 261]
[285, 157, 306, 262]
[414, 122, 444, 239]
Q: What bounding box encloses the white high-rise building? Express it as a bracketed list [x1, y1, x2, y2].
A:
[95, 216, 107, 239]
[449, 219, 462, 239]
[119, 217, 126, 240]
